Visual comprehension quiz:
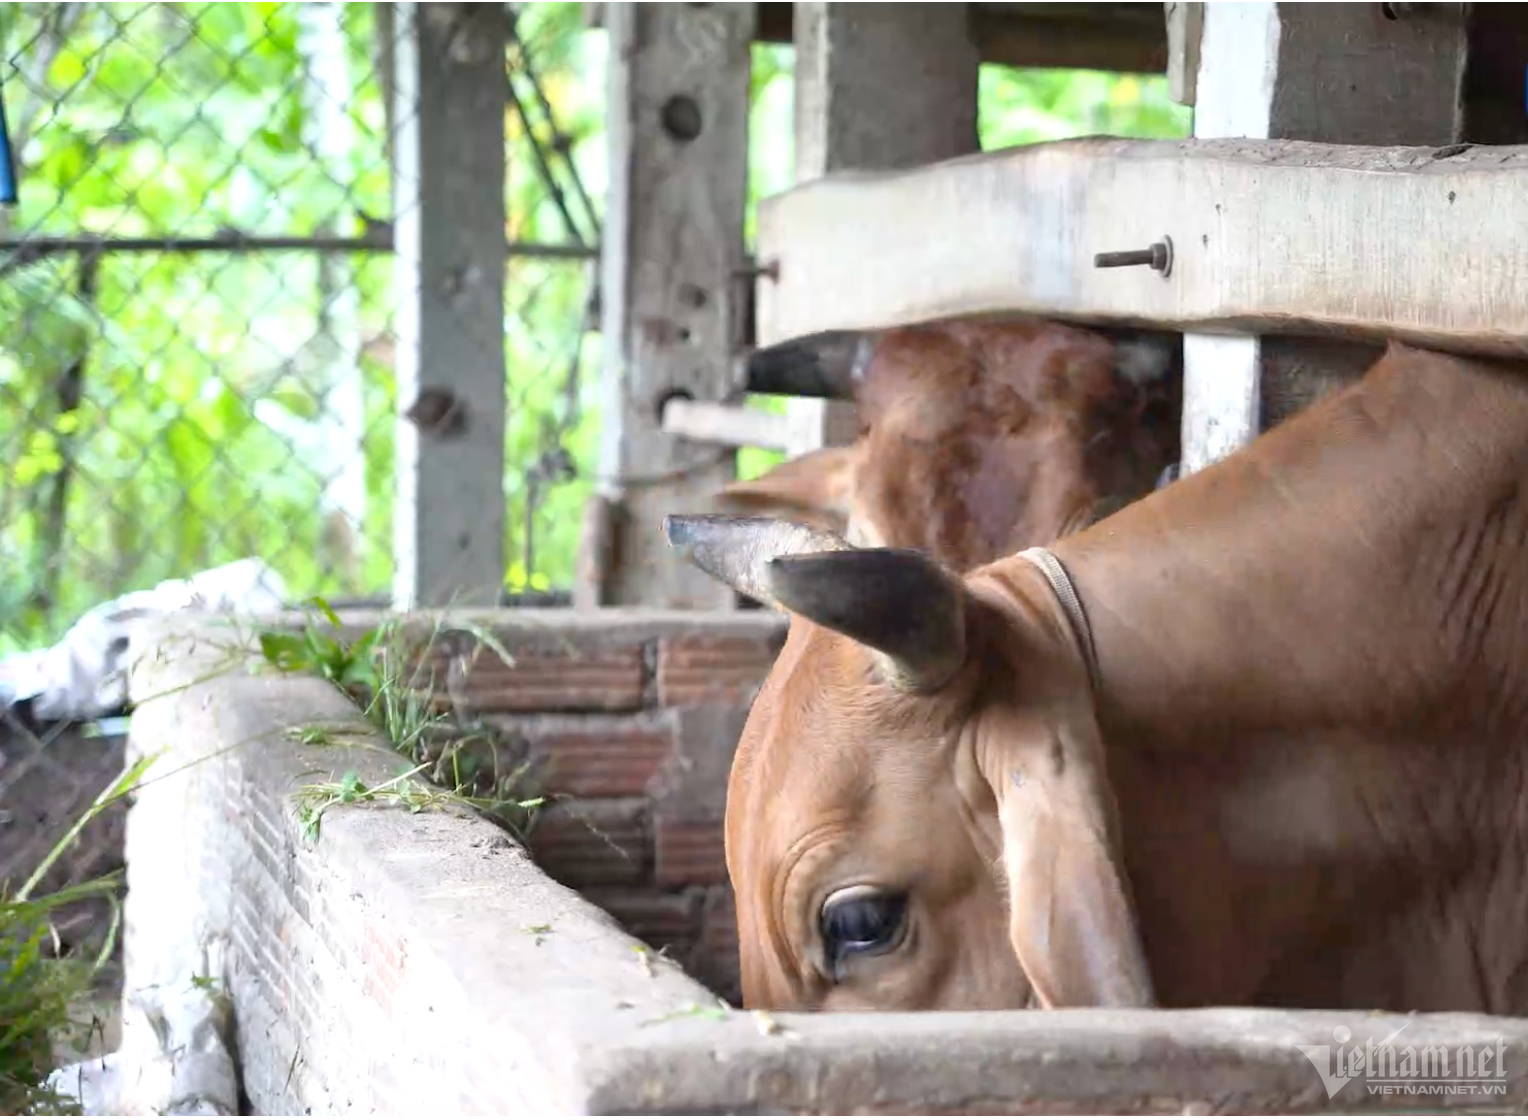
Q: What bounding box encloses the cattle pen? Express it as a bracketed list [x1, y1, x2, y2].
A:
[9, 1, 1528, 1116]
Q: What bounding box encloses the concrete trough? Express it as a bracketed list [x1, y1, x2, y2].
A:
[120, 614, 1528, 1114]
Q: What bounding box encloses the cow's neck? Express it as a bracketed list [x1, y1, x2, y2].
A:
[1051, 343, 1528, 759]
[1003, 343, 1528, 1009]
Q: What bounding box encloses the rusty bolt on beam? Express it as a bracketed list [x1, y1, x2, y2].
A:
[1094, 235, 1173, 278]
[734, 259, 780, 282]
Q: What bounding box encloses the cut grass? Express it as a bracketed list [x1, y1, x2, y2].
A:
[258, 598, 544, 842]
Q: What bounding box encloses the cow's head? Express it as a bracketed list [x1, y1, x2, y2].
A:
[665, 514, 1155, 1012]
[720, 320, 1180, 573]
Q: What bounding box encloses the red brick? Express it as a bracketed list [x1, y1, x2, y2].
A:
[696, 888, 741, 1003]
[585, 888, 703, 960]
[361, 916, 406, 1018]
[657, 633, 780, 707]
[654, 817, 728, 887]
[362, 918, 406, 972]
[413, 640, 648, 713]
[525, 799, 649, 887]
[525, 715, 676, 798]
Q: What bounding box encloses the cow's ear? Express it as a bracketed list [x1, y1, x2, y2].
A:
[718, 446, 859, 535]
[766, 547, 966, 692]
[665, 516, 966, 692]
[989, 708, 1156, 1009]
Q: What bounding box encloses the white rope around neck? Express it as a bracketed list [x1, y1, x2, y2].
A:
[1017, 547, 1101, 697]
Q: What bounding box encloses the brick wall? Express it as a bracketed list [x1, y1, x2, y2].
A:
[122, 611, 789, 1113]
[424, 613, 788, 1004]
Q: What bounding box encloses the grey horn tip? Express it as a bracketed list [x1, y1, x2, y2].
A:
[661, 513, 693, 547]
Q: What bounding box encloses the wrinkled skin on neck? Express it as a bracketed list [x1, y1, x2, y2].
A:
[684, 341, 1528, 1017]
[721, 318, 1179, 571]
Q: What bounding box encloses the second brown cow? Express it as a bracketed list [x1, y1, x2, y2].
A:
[721, 317, 1182, 573]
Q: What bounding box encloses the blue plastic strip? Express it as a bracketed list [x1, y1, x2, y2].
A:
[0, 83, 16, 205]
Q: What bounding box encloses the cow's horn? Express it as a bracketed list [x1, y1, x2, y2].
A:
[663, 514, 852, 610]
[767, 547, 967, 693]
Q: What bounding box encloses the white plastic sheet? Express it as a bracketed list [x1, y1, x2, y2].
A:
[0, 558, 288, 723]
[47, 982, 239, 1116]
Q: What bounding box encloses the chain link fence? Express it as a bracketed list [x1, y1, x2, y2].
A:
[0, 2, 604, 666]
[0, 1, 608, 1013]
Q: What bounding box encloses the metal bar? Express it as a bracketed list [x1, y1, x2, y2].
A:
[0, 231, 595, 260]
[505, 4, 602, 242]
[504, 58, 588, 247]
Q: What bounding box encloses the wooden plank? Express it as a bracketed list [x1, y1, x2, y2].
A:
[753, 137, 1528, 358]
[660, 399, 798, 453]
[1164, 2, 1203, 106]
[1179, 1, 1467, 473]
[782, 2, 979, 455]
[594, 3, 755, 609]
[970, 3, 1168, 73]
[585, 3, 1167, 75]
[391, 2, 507, 609]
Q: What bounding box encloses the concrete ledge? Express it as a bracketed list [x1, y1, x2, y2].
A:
[122, 616, 1528, 1113]
[122, 618, 724, 1113]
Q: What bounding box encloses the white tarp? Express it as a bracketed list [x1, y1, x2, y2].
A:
[46, 980, 239, 1116]
[0, 558, 288, 724]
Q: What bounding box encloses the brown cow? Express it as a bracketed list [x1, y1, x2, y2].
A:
[667, 341, 1528, 1016]
[721, 318, 1181, 573]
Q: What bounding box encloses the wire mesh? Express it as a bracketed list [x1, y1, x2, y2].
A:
[0, 1, 605, 661]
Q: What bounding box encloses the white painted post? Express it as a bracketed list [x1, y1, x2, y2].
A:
[391, 2, 508, 610]
[1176, 1, 1468, 474]
[1176, 1, 1276, 476]
[784, 2, 980, 454]
[595, 2, 756, 608]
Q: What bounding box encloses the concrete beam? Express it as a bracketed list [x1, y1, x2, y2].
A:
[594, 3, 755, 608]
[585, 3, 1170, 75]
[753, 137, 1528, 358]
[391, 3, 508, 609]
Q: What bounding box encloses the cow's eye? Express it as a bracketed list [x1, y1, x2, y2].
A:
[820, 887, 907, 976]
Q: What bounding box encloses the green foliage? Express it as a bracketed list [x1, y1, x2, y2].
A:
[0, 1, 1192, 654]
[0, 905, 83, 1116]
[0, 3, 604, 657]
[0, 754, 152, 1115]
[979, 66, 1193, 147]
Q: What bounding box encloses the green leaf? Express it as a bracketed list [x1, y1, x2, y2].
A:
[304, 596, 343, 628]
[259, 631, 311, 672]
[266, 387, 322, 421]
